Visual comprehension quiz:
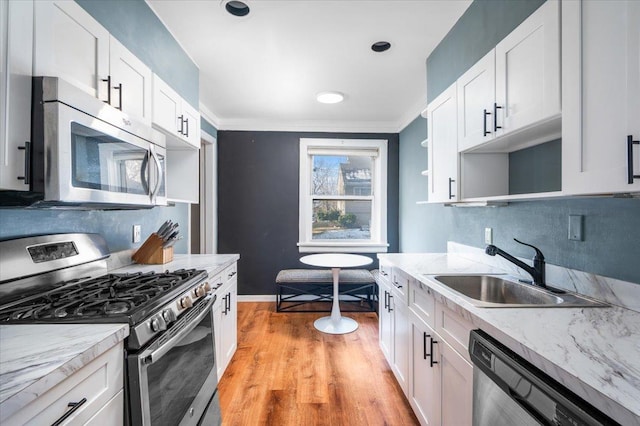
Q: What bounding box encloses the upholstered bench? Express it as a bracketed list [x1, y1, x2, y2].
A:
[276, 268, 378, 312]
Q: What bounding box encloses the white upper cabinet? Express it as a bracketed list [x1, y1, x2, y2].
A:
[562, 0, 640, 195]
[0, 0, 33, 191]
[495, 0, 560, 137]
[457, 50, 496, 152]
[34, 0, 109, 101]
[457, 0, 561, 154]
[427, 83, 458, 203]
[34, 1, 152, 125]
[152, 74, 200, 149]
[109, 36, 152, 125]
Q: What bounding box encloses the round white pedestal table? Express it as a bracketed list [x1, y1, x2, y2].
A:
[299, 253, 373, 334]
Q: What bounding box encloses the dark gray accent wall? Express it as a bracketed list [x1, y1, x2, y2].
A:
[75, 0, 199, 107]
[218, 131, 399, 296]
[427, 0, 545, 103]
[399, 0, 640, 285]
[0, 204, 190, 254]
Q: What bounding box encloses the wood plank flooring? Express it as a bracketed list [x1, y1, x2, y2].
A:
[218, 302, 419, 426]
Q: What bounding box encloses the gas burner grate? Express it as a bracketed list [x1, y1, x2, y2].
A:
[0, 269, 205, 322]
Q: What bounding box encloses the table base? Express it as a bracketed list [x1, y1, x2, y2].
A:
[314, 316, 358, 334]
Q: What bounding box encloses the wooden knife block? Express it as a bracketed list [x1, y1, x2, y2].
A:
[132, 233, 174, 264]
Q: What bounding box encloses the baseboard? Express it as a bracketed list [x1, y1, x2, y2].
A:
[238, 295, 277, 302]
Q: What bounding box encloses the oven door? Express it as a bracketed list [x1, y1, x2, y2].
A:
[128, 295, 218, 426]
[43, 100, 167, 207]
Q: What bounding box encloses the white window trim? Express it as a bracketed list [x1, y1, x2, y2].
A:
[298, 138, 388, 253]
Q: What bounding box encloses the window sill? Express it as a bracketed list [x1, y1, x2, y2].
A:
[297, 242, 389, 253]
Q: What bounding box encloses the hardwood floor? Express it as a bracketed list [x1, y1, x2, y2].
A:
[218, 302, 419, 426]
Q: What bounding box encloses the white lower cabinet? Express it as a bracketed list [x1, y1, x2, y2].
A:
[213, 262, 238, 381]
[378, 264, 410, 395]
[379, 271, 475, 426]
[4, 341, 124, 426]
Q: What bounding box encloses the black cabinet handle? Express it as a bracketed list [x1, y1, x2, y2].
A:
[51, 398, 87, 426]
[429, 337, 439, 367]
[178, 115, 185, 135]
[483, 109, 491, 136]
[184, 117, 189, 137]
[628, 135, 639, 184]
[113, 83, 123, 110]
[101, 75, 111, 105]
[17, 141, 30, 185]
[388, 293, 393, 312]
[423, 332, 428, 360]
[393, 280, 402, 289]
[425, 335, 438, 367]
[228, 271, 237, 279]
[380, 270, 388, 277]
[383, 291, 389, 310]
[448, 177, 456, 200]
[493, 103, 502, 132]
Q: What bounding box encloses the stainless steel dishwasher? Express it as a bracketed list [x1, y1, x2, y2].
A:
[468, 330, 619, 426]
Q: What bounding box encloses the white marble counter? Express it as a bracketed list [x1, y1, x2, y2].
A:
[111, 253, 239, 277]
[378, 253, 640, 426]
[0, 324, 128, 420]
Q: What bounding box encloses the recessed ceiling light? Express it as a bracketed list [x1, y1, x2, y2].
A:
[371, 41, 391, 53]
[317, 92, 344, 104]
[224, 0, 250, 17]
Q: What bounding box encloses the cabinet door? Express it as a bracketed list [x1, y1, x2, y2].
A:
[152, 74, 181, 136]
[437, 339, 473, 426]
[562, 0, 640, 194]
[428, 83, 458, 203]
[378, 281, 393, 364]
[180, 101, 201, 149]
[457, 50, 496, 152]
[409, 318, 438, 426]
[391, 300, 410, 395]
[34, 0, 109, 100]
[221, 278, 238, 368]
[0, 0, 32, 191]
[495, 0, 560, 134]
[109, 36, 152, 125]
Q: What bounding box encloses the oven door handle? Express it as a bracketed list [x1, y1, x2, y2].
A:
[143, 294, 216, 364]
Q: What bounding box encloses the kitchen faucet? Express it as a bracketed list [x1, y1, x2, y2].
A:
[485, 238, 546, 288]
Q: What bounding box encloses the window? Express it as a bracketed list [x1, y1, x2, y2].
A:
[298, 138, 388, 253]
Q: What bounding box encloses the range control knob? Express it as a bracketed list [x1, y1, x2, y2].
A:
[202, 282, 212, 292]
[178, 296, 193, 309]
[162, 309, 177, 323]
[194, 284, 209, 297]
[149, 316, 167, 332]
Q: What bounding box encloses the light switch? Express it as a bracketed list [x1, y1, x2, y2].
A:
[568, 215, 583, 241]
[133, 225, 142, 243]
[484, 227, 493, 244]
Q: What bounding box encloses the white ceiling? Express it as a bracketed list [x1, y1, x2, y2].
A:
[146, 0, 471, 133]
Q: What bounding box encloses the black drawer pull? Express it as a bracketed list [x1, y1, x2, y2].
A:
[483, 109, 491, 136]
[101, 75, 111, 104]
[113, 83, 123, 110]
[493, 103, 502, 131]
[17, 141, 30, 185]
[423, 332, 429, 360]
[628, 135, 639, 184]
[51, 398, 87, 426]
[448, 177, 456, 200]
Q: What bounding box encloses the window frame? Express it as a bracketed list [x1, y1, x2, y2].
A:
[298, 138, 388, 253]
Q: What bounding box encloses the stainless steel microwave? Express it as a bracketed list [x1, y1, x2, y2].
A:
[2, 77, 167, 209]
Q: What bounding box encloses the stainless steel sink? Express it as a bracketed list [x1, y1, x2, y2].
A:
[433, 275, 607, 308]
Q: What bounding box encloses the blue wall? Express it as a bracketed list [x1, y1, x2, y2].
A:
[399, 0, 640, 285]
[201, 117, 218, 138]
[75, 0, 199, 108]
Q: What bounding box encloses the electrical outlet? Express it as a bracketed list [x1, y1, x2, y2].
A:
[484, 227, 493, 244]
[568, 215, 583, 241]
[133, 225, 141, 243]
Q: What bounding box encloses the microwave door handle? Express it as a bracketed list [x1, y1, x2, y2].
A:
[143, 295, 216, 364]
[140, 151, 150, 195]
[150, 148, 163, 200]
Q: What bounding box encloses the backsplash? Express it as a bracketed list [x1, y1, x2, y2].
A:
[0, 204, 189, 255]
[449, 242, 640, 313]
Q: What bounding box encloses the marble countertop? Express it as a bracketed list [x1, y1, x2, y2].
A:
[111, 253, 240, 276]
[0, 324, 128, 420]
[378, 253, 640, 426]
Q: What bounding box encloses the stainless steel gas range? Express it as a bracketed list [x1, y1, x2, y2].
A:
[0, 233, 222, 426]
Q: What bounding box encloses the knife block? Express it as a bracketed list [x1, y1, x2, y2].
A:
[132, 233, 174, 264]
